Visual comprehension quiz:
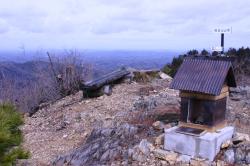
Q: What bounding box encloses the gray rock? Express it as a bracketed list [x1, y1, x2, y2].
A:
[132, 90, 180, 113]
[233, 141, 250, 164]
[246, 151, 250, 164]
[100, 150, 110, 161]
[154, 134, 164, 146]
[177, 154, 191, 163]
[224, 149, 235, 164]
[130, 145, 147, 162]
[152, 149, 176, 160]
[103, 85, 112, 96]
[122, 123, 138, 136]
[129, 139, 154, 162]
[152, 121, 164, 130]
[153, 149, 167, 160]
[132, 152, 147, 162]
[128, 148, 133, 158]
[230, 95, 242, 101]
[159, 72, 172, 80]
[101, 128, 115, 137]
[153, 149, 178, 165]
[230, 86, 250, 101]
[138, 139, 154, 155]
[55, 121, 66, 131]
[52, 123, 139, 165]
[230, 87, 241, 94]
[233, 132, 250, 144]
[221, 140, 232, 149]
[235, 146, 245, 164]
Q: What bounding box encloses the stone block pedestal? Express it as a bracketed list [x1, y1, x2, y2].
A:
[164, 126, 234, 161]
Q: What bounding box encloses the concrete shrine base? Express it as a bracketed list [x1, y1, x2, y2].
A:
[164, 126, 234, 161]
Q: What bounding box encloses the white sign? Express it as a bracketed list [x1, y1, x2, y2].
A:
[212, 46, 223, 52]
[213, 27, 232, 34]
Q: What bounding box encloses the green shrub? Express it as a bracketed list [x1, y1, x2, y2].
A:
[163, 47, 250, 83]
[162, 55, 184, 77]
[0, 104, 29, 165]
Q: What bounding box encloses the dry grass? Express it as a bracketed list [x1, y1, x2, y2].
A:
[133, 70, 159, 83]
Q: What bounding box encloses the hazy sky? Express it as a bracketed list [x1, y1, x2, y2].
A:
[0, 0, 250, 51]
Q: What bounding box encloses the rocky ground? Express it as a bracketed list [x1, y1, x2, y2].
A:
[18, 74, 250, 166]
[228, 86, 250, 135]
[18, 76, 177, 165]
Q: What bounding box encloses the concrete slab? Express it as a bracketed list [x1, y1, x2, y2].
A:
[164, 126, 234, 161]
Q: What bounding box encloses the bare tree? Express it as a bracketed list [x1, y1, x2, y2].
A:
[0, 49, 92, 114]
[47, 50, 92, 96]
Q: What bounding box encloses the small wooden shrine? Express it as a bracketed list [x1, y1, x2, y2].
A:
[170, 57, 237, 134]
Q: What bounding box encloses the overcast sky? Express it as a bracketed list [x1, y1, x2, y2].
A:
[0, 0, 250, 51]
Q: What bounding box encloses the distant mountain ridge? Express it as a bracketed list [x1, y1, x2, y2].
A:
[0, 61, 49, 84]
[0, 50, 174, 113]
[0, 50, 175, 81]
